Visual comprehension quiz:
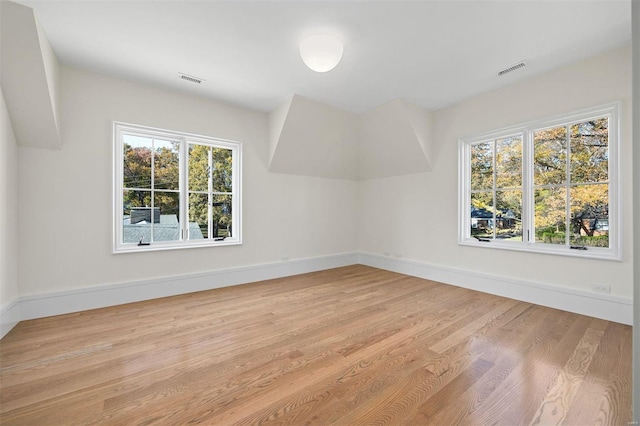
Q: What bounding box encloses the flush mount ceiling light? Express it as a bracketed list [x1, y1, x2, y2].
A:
[300, 34, 343, 73]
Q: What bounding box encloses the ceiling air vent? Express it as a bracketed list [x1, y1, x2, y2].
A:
[498, 61, 527, 77]
[178, 73, 205, 84]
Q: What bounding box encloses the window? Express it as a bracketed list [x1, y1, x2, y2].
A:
[459, 103, 619, 260]
[114, 122, 241, 252]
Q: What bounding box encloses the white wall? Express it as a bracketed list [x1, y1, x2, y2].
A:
[0, 85, 19, 312]
[358, 46, 633, 299]
[631, 0, 639, 419]
[17, 66, 358, 296]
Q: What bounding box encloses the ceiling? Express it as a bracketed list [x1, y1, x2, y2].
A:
[16, 0, 632, 114]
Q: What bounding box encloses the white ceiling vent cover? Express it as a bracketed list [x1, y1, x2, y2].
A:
[178, 73, 205, 84]
[498, 61, 527, 77]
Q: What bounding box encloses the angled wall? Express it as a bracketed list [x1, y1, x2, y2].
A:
[269, 95, 359, 179]
[1, 1, 60, 149]
[358, 99, 433, 179]
[268, 95, 293, 167]
[269, 96, 434, 180]
[402, 99, 434, 170]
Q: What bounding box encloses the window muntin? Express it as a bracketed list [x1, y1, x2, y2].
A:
[459, 103, 619, 260]
[114, 123, 241, 252]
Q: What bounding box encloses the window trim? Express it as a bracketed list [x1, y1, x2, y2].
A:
[458, 102, 621, 260]
[113, 122, 242, 253]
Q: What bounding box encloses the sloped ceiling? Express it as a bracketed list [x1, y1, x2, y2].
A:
[1, 1, 61, 149]
[269, 95, 433, 180]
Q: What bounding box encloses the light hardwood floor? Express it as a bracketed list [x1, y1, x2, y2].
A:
[0, 265, 632, 425]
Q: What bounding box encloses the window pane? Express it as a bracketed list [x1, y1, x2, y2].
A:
[570, 118, 608, 184]
[154, 139, 180, 190]
[122, 190, 152, 244]
[534, 188, 566, 245]
[123, 135, 152, 189]
[152, 192, 181, 242]
[471, 142, 493, 191]
[496, 136, 522, 189]
[123, 190, 151, 212]
[471, 192, 494, 239]
[188, 144, 210, 192]
[534, 126, 567, 186]
[570, 184, 609, 247]
[496, 190, 522, 241]
[212, 148, 233, 193]
[188, 193, 208, 239]
[212, 194, 233, 238]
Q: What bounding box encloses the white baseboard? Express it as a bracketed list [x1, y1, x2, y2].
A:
[358, 252, 633, 325]
[0, 252, 358, 339]
[1, 250, 632, 340]
[0, 298, 21, 339]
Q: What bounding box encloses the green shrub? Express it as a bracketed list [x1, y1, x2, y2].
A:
[541, 232, 565, 244]
[572, 235, 609, 247]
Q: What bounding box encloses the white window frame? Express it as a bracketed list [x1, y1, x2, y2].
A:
[113, 122, 242, 253]
[458, 102, 620, 260]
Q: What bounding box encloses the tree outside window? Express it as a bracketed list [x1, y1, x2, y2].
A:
[460, 103, 618, 259]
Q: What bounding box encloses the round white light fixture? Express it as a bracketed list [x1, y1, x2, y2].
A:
[299, 34, 343, 73]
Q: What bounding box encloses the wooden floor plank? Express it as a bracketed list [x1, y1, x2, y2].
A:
[529, 325, 604, 425]
[0, 265, 632, 425]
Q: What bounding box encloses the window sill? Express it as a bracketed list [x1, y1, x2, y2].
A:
[458, 238, 621, 261]
[113, 238, 242, 254]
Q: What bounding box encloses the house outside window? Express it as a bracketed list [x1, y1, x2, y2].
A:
[458, 103, 620, 260]
[114, 122, 242, 253]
